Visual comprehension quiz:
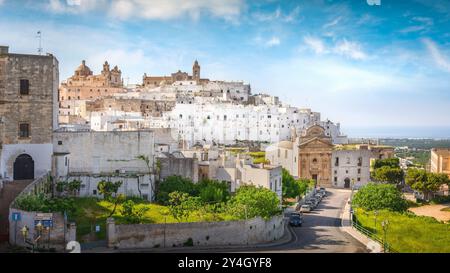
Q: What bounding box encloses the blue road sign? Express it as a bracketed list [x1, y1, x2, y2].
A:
[11, 212, 21, 221]
[35, 220, 53, 228]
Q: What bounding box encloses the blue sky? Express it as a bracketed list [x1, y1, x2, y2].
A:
[1, 0, 450, 135]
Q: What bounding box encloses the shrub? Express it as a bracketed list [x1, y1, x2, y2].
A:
[15, 194, 76, 214]
[227, 185, 281, 219]
[352, 183, 408, 212]
[197, 179, 230, 203]
[157, 176, 198, 205]
[373, 158, 400, 169]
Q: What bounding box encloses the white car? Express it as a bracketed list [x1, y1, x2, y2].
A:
[300, 205, 312, 213]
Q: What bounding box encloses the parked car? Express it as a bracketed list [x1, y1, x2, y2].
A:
[314, 193, 323, 200]
[305, 200, 317, 209]
[289, 213, 303, 227]
[300, 204, 312, 213]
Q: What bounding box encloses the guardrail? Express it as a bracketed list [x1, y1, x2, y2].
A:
[9, 172, 52, 209]
[351, 214, 397, 253]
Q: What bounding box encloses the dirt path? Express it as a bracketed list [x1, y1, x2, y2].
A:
[409, 203, 450, 222]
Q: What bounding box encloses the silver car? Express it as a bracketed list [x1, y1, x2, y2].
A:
[300, 204, 312, 213]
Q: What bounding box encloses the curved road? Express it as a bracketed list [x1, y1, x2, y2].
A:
[125, 188, 367, 253]
[258, 188, 367, 253]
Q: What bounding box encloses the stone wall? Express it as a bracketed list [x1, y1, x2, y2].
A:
[107, 215, 284, 249]
[9, 208, 76, 250]
[53, 130, 154, 175]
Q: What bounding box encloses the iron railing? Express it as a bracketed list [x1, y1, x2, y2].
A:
[352, 214, 397, 253]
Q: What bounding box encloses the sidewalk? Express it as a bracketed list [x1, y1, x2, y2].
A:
[339, 199, 382, 253]
[83, 217, 293, 253]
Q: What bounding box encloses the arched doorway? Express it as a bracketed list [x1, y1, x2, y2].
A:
[13, 154, 34, 180]
[344, 178, 350, 188]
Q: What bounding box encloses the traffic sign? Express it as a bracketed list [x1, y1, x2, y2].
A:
[11, 212, 21, 221]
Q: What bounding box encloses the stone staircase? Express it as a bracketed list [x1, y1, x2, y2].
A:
[0, 180, 33, 242]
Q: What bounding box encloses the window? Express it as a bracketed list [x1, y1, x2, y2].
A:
[285, 150, 288, 159]
[358, 168, 361, 174]
[345, 170, 349, 174]
[19, 123, 30, 138]
[93, 190, 97, 195]
[334, 177, 337, 182]
[346, 157, 350, 164]
[357, 178, 361, 182]
[312, 158, 318, 164]
[335, 157, 339, 166]
[58, 140, 63, 145]
[65, 157, 68, 166]
[20, 79, 29, 95]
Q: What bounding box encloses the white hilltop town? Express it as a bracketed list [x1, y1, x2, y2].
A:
[1, 46, 449, 254]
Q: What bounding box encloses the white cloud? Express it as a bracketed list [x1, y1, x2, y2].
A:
[45, 0, 244, 21]
[423, 38, 450, 73]
[265, 37, 280, 47]
[303, 36, 366, 60]
[333, 39, 367, 60]
[251, 6, 301, 23]
[303, 36, 327, 54]
[400, 16, 433, 33]
[323, 16, 342, 28]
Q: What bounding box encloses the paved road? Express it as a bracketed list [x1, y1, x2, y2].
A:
[260, 188, 367, 253]
[121, 188, 367, 253]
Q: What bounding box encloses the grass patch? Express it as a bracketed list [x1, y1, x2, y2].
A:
[441, 207, 450, 212]
[355, 208, 450, 253]
[69, 197, 239, 242]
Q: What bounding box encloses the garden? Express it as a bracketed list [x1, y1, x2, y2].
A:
[352, 183, 450, 253]
[14, 176, 282, 242]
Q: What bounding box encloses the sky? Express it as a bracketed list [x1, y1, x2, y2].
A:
[1, 0, 450, 137]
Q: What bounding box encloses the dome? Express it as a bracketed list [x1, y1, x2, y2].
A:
[75, 60, 92, 76]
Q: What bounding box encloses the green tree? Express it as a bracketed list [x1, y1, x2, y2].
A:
[97, 180, 122, 201]
[157, 176, 198, 204]
[169, 191, 190, 222]
[352, 183, 408, 212]
[121, 200, 149, 224]
[281, 168, 312, 199]
[197, 179, 230, 203]
[373, 158, 400, 169]
[227, 185, 281, 219]
[67, 180, 82, 196]
[405, 168, 449, 201]
[371, 166, 404, 184]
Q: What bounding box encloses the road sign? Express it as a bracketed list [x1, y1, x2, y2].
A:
[35, 220, 53, 228]
[11, 212, 21, 221]
[95, 225, 100, 232]
[35, 213, 53, 221]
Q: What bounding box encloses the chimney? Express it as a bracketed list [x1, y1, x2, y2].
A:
[0, 46, 9, 55]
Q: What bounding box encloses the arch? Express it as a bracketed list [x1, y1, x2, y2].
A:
[344, 177, 350, 188]
[13, 154, 34, 180]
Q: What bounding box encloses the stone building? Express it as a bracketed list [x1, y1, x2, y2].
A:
[52, 130, 155, 200]
[297, 125, 333, 187]
[430, 148, 450, 195]
[142, 60, 209, 87]
[431, 148, 450, 178]
[58, 60, 125, 119]
[0, 45, 59, 181]
[265, 125, 394, 188]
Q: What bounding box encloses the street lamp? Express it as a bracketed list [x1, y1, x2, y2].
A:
[374, 210, 378, 230]
[35, 221, 43, 250]
[381, 219, 390, 253]
[21, 225, 29, 243]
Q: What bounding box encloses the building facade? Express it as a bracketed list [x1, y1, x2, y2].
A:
[0, 45, 59, 181]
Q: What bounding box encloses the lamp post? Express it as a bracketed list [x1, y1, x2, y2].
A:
[374, 210, 378, 231]
[46, 226, 50, 249]
[381, 219, 389, 253]
[35, 221, 43, 251]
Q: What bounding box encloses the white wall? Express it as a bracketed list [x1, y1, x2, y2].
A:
[0, 143, 52, 181]
[53, 131, 154, 175]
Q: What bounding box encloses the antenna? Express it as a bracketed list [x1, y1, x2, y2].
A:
[36, 31, 43, 55]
